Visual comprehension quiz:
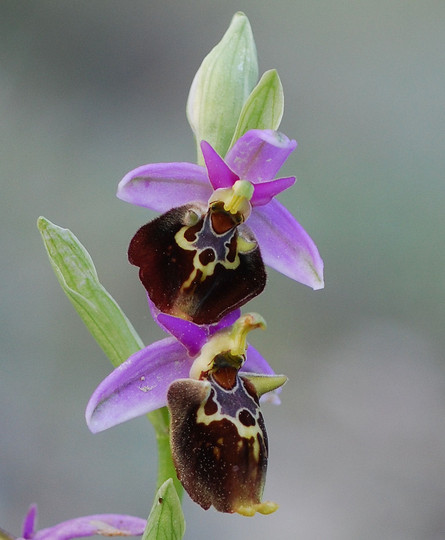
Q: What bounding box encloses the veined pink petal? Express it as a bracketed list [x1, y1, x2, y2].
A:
[33, 514, 146, 539]
[85, 339, 190, 433]
[117, 162, 211, 212]
[249, 199, 324, 289]
[225, 129, 297, 182]
[201, 141, 239, 190]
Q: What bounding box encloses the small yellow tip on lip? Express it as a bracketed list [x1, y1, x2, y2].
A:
[235, 500, 279, 516]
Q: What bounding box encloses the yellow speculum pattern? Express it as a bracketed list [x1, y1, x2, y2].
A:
[195, 383, 264, 462]
[175, 225, 241, 289]
[174, 181, 255, 291]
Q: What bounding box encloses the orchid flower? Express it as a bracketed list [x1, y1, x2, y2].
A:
[86, 304, 283, 433]
[11, 504, 145, 540]
[86, 308, 286, 515]
[118, 128, 324, 325]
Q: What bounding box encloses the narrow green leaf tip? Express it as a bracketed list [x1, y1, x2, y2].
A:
[187, 11, 258, 163]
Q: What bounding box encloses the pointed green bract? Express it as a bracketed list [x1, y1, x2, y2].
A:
[142, 479, 185, 540]
[186, 12, 258, 164]
[229, 69, 284, 149]
[37, 216, 143, 368]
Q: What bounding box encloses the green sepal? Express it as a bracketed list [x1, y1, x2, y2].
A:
[186, 11, 258, 164]
[242, 373, 288, 397]
[229, 69, 284, 149]
[142, 478, 186, 540]
[37, 216, 143, 368]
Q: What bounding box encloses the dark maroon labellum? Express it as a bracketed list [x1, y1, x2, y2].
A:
[167, 368, 268, 514]
[128, 203, 266, 325]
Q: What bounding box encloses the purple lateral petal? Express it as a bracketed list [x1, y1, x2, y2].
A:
[251, 176, 296, 207]
[156, 313, 207, 357]
[147, 294, 163, 326]
[201, 141, 239, 190]
[242, 346, 282, 405]
[225, 129, 297, 182]
[148, 295, 207, 355]
[86, 339, 190, 433]
[22, 504, 37, 539]
[33, 514, 146, 539]
[117, 162, 211, 212]
[242, 344, 274, 375]
[150, 296, 240, 354]
[208, 308, 241, 335]
[249, 199, 324, 289]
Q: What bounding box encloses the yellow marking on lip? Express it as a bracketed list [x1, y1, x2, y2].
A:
[175, 224, 240, 290]
[195, 391, 263, 462]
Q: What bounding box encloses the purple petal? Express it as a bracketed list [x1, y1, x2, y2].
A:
[150, 295, 240, 355]
[33, 514, 146, 539]
[251, 176, 296, 207]
[225, 129, 297, 182]
[147, 294, 163, 327]
[249, 199, 324, 289]
[86, 339, 190, 433]
[22, 504, 37, 539]
[156, 313, 207, 356]
[147, 295, 207, 355]
[208, 308, 241, 335]
[201, 141, 239, 190]
[117, 162, 211, 212]
[242, 346, 282, 405]
[242, 344, 275, 375]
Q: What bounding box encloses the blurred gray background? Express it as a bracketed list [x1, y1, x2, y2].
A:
[1, 1, 444, 539]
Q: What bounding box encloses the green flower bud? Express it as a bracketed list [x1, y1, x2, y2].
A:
[187, 12, 258, 164]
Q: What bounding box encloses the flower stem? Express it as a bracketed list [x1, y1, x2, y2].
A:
[148, 408, 183, 498]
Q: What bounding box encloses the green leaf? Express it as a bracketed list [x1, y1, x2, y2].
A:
[142, 479, 186, 540]
[37, 216, 144, 368]
[229, 69, 284, 149]
[38, 217, 183, 497]
[186, 11, 258, 164]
